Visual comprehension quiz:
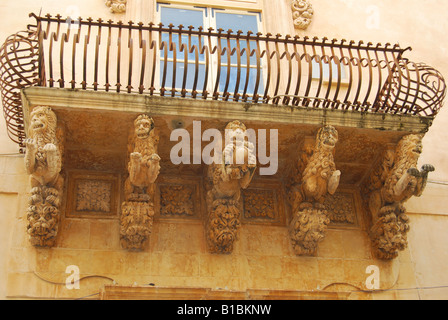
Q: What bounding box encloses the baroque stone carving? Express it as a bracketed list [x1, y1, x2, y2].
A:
[292, 0, 314, 30]
[105, 0, 127, 14]
[76, 180, 112, 213]
[160, 184, 195, 216]
[243, 189, 276, 220]
[205, 120, 256, 254]
[324, 192, 356, 225]
[120, 115, 160, 250]
[363, 134, 434, 259]
[24, 106, 64, 247]
[288, 125, 341, 256]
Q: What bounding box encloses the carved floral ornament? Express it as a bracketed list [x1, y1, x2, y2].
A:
[105, 0, 127, 14]
[291, 0, 314, 30]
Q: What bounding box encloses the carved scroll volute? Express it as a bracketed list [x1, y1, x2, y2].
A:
[288, 125, 341, 256]
[291, 0, 314, 30]
[105, 0, 127, 14]
[364, 134, 434, 260]
[120, 115, 160, 251]
[205, 120, 257, 254]
[24, 106, 64, 247]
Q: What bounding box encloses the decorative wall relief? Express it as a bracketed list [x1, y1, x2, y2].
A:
[159, 184, 195, 217]
[363, 134, 434, 259]
[66, 172, 119, 218]
[291, 0, 314, 30]
[205, 120, 257, 254]
[24, 106, 64, 247]
[120, 115, 160, 250]
[105, 0, 127, 14]
[324, 192, 357, 225]
[288, 125, 341, 256]
[241, 180, 286, 226]
[243, 189, 276, 221]
[76, 180, 112, 213]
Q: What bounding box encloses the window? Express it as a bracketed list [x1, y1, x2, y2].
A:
[157, 3, 264, 98]
[312, 59, 347, 83]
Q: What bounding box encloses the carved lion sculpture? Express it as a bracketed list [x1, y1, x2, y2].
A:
[288, 125, 341, 256]
[24, 106, 64, 247]
[121, 114, 160, 251]
[205, 120, 257, 254]
[291, 125, 341, 211]
[367, 134, 434, 259]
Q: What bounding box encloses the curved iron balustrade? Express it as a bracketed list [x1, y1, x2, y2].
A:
[0, 13, 446, 148]
[0, 27, 40, 148]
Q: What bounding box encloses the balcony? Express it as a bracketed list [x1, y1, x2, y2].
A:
[0, 13, 446, 148]
[0, 13, 446, 259]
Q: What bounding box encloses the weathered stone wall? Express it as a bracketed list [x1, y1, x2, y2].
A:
[1, 0, 448, 300]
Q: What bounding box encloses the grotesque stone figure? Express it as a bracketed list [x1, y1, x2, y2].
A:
[120, 114, 160, 250]
[205, 120, 257, 254]
[365, 134, 434, 259]
[288, 125, 341, 256]
[24, 106, 64, 247]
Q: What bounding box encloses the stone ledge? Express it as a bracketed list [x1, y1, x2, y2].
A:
[21, 87, 432, 134]
[99, 285, 350, 300]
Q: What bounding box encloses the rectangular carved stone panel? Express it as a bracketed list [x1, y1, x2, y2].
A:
[159, 184, 195, 217]
[324, 189, 360, 228]
[66, 171, 120, 218]
[155, 176, 203, 220]
[241, 180, 286, 226]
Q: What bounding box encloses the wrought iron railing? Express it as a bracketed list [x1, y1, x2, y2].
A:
[0, 13, 446, 148]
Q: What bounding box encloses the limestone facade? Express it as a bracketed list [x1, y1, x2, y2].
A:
[0, 0, 448, 300]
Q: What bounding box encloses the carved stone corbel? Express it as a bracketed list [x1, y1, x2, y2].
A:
[105, 0, 127, 14]
[24, 106, 64, 247]
[205, 120, 257, 254]
[291, 0, 314, 30]
[288, 125, 340, 256]
[363, 134, 434, 259]
[120, 115, 160, 250]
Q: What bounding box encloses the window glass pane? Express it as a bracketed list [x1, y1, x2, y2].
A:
[215, 12, 258, 33]
[161, 60, 206, 94]
[219, 66, 263, 96]
[161, 7, 204, 30]
[160, 6, 206, 91]
[215, 12, 262, 97]
[312, 60, 346, 80]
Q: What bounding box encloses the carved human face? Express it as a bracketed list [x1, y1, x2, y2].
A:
[318, 126, 338, 149]
[135, 116, 154, 139]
